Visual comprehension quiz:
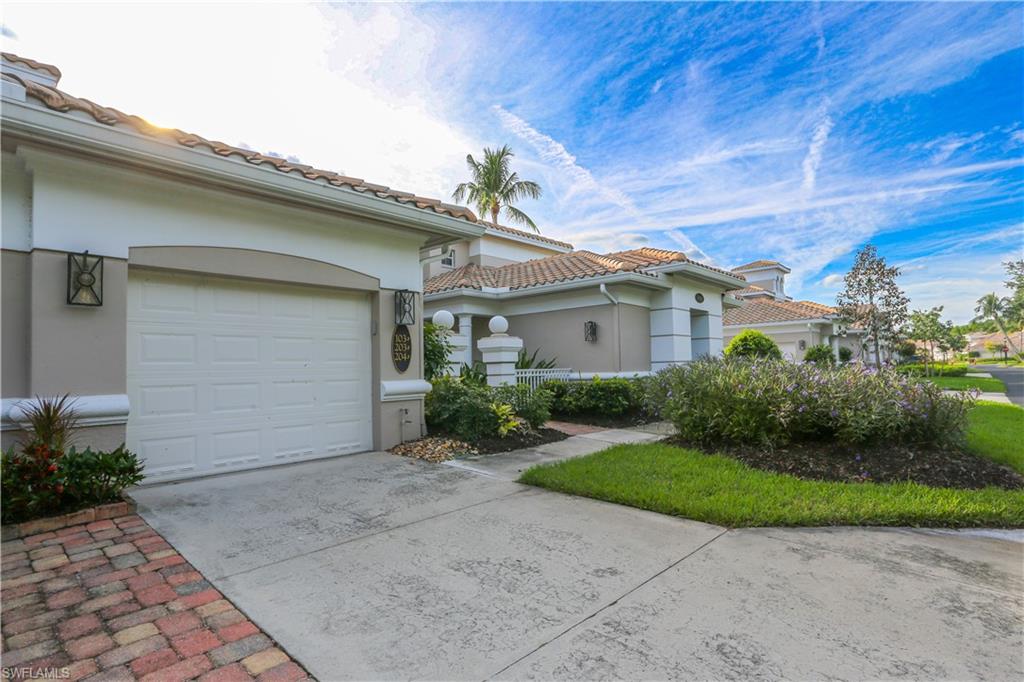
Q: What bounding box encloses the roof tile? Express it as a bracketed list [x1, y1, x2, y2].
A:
[1, 55, 477, 224]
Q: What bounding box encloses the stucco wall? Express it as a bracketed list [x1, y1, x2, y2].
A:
[2, 249, 30, 397]
[469, 234, 564, 267]
[2, 146, 436, 457]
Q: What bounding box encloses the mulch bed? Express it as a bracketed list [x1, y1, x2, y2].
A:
[391, 428, 568, 462]
[667, 437, 1024, 490]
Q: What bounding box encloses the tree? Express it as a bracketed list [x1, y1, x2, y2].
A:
[906, 307, 945, 375]
[452, 145, 542, 231]
[1003, 259, 1024, 329]
[974, 292, 1020, 355]
[835, 245, 909, 370]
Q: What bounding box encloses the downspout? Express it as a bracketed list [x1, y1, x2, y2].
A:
[600, 284, 621, 371]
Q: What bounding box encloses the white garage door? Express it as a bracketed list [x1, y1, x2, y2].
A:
[127, 270, 373, 482]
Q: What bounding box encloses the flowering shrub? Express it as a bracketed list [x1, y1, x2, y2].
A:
[1, 396, 144, 524]
[2, 446, 144, 525]
[724, 330, 782, 360]
[655, 357, 975, 448]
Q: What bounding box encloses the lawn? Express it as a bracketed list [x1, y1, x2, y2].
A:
[926, 376, 1006, 392]
[967, 401, 1024, 474]
[519, 402, 1024, 528]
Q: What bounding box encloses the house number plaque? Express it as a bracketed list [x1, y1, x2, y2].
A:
[392, 324, 412, 373]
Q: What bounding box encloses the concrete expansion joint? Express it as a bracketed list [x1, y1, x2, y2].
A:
[484, 528, 732, 680]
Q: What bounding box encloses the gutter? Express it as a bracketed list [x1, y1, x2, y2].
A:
[1, 99, 486, 242]
[644, 261, 746, 289]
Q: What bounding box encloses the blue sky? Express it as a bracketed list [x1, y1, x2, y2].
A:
[4, 1, 1022, 321]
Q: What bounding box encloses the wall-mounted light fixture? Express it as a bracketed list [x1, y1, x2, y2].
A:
[67, 251, 103, 306]
[584, 320, 598, 342]
[395, 289, 415, 326]
[798, 339, 807, 351]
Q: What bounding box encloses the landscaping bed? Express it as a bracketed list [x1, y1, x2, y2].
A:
[667, 437, 1023, 490]
[549, 412, 654, 429]
[392, 428, 568, 462]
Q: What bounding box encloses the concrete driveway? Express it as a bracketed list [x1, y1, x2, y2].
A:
[133, 439, 1023, 681]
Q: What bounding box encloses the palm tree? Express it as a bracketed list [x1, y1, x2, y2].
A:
[974, 292, 1020, 355]
[452, 145, 542, 231]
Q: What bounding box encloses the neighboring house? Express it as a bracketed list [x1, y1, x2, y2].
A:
[722, 260, 867, 362]
[423, 239, 746, 374]
[0, 53, 487, 482]
[967, 330, 1022, 358]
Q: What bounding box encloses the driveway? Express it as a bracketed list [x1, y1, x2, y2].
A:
[133, 437, 1023, 681]
[979, 364, 1024, 406]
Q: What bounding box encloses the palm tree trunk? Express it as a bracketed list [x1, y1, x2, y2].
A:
[996, 319, 1021, 355]
[491, 204, 500, 227]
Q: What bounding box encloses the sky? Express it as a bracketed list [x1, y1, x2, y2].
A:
[3, 1, 1022, 322]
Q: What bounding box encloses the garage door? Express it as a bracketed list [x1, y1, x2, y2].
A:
[127, 270, 373, 482]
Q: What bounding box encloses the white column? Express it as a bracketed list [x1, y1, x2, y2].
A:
[477, 316, 523, 386]
[650, 288, 692, 371]
[458, 314, 474, 367]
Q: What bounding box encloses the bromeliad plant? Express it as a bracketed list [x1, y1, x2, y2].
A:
[654, 357, 975, 448]
[1, 395, 144, 524]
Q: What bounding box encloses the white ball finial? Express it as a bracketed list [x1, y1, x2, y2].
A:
[432, 310, 454, 330]
[488, 315, 509, 335]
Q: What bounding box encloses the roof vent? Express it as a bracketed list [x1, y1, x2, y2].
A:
[1, 53, 61, 88]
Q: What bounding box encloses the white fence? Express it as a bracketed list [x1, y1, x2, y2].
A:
[515, 368, 574, 391]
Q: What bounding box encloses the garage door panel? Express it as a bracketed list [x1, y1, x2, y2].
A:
[128, 271, 373, 482]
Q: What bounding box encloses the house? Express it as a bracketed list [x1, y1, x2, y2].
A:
[423, 229, 747, 374]
[722, 260, 866, 362]
[0, 53, 488, 482]
[966, 330, 1022, 359]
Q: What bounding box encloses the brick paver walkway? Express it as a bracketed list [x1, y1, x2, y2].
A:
[1, 514, 311, 681]
[543, 420, 607, 436]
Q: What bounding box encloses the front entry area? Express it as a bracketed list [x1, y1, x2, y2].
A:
[127, 269, 373, 482]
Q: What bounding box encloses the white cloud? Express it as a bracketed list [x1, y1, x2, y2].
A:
[821, 274, 843, 287]
[801, 103, 834, 193]
[1, 2, 480, 201]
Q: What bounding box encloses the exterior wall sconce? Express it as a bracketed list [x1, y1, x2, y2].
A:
[395, 289, 415, 326]
[798, 340, 807, 351]
[584, 320, 598, 342]
[67, 251, 103, 306]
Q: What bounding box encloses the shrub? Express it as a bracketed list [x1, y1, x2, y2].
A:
[459, 362, 488, 387]
[2, 445, 144, 525]
[423, 322, 453, 381]
[838, 346, 854, 363]
[895, 363, 968, 377]
[654, 357, 974, 448]
[803, 344, 835, 366]
[425, 377, 552, 440]
[724, 330, 782, 360]
[546, 377, 638, 417]
[968, 351, 981, 358]
[516, 348, 558, 370]
[492, 383, 553, 430]
[1, 395, 145, 524]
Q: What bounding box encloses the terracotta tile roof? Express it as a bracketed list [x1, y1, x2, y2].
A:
[426, 247, 742, 295]
[1, 54, 477, 224]
[729, 284, 772, 296]
[724, 298, 837, 326]
[1, 53, 61, 79]
[733, 259, 785, 271]
[484, 223, 573, 250]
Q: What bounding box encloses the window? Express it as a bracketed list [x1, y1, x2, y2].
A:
[441, 251, 455, 268]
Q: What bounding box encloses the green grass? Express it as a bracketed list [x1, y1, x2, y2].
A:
[926, 376, 1007, 392]
[967, 402, 1024, 474]
[519, 403, 1024, 528]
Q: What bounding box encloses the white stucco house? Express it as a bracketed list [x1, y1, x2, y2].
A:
[723, 261, 867, 362]
[0, 53, 487, 482]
